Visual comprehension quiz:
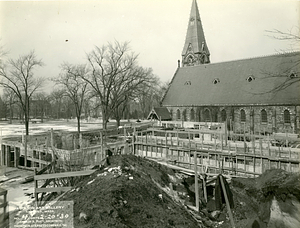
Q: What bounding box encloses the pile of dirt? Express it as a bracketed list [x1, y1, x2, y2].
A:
[59, 155, 216, 228]
[229, 169, 300, 228]
[57, 155, 300, 228]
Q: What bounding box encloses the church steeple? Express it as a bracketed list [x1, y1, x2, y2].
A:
[182, 0, 210, 67]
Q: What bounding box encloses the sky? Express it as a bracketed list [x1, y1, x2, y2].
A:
[0, 0, 299, 94]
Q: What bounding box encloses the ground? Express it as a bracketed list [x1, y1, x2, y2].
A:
[228, 169, 300, 228]
[56, 155, 300, 228]
[60, 155, 211, 228]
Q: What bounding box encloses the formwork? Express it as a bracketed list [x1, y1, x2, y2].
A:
[133, 128, 300, 176]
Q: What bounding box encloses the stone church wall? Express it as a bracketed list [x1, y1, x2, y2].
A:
[166, 105, 299, 134]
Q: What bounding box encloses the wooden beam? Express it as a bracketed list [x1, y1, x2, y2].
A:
[35, 187, 72, 193]
[219, 175, 235, 228]
[34, 169, 96, 180]
[194, 151, 199, 211]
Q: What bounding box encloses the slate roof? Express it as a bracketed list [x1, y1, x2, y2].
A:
[182, 0, 209, 56]
[162, 52, 300, 107]
[147, 107, 171, 121]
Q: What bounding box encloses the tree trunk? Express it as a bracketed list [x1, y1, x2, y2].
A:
[102, 109, 108, 130]
[116, 118, 121, 127]
[77, 116, 81, 134]
[102, 118, 107, 130]
[9, 103, 12, 124]
[41, 107, 44, 123]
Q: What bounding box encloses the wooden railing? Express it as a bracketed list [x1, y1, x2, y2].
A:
[133, 128, 300, 176]
[0, 188, 8, 228]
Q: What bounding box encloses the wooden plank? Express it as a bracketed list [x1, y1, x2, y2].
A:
[34, 169, 38, 203]
[220, 175, 236, 228]
[34, 169, 96, 180]
[35, 187, 72, 193]
[194, 151, 199, 211]
[0, 202, 8, 208]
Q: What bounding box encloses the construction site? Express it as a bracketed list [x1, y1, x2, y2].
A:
[0, 120, 300, 228]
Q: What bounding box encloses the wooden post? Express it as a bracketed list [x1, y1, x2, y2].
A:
[243, 123, 246, 143]
[225, 122, 228, 146]
[219, 175, 236, 228]
[214, 134, 216, 149]
[285, 130, 288, 147]
[34, 169, 38, 206]
[188, 131, 191, 149]
[152, 128, 154, 145]
[221, 134, 223, 151]
[14, 146, 17, 168]
[219, 154, 222, 174]
[252, 133, 255, 154]
[194, 151, 199, 211]
[259, 138, 262, 155]
[39, 151, 42, 169]
[203, 174, 207, 203]
[24, 134, 28, 168]
[165, 131, 168, 160]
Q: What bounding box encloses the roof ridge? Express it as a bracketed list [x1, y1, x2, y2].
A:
[205, 51, 300, 66]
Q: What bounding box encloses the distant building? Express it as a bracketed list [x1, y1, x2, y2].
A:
[147, 107, 172, 121]
[161, 0, 300, 134]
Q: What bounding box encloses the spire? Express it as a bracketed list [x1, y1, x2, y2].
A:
[182, 0, 210, 66]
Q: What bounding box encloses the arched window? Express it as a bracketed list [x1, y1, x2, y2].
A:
[284, 109, 291, 123]
[183, 109, 187, 121]
[176, 109, 181, 120]
[190, 109, 195, 121]
[261, 109, 267, 123]
[240, 109, 246, 122]
[169, 109, 173, 120]
[221, 109, 227, 122]
[204, 109, 211, 122]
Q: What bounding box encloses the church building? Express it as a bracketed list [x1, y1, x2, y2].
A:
[161, 0, 300, 134]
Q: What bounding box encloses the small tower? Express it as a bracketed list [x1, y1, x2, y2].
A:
[182, 0, 210, 67]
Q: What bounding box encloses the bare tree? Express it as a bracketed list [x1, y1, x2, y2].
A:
[83, 41, 154, 128]
[2, 88, 19, 123]
[261, 28, 300, 92]
[266, 28, 300, 44]
[110, 66, 156, 126]
[54, 63, 89, 133]
[0, 51, 44, 135]
[49, 89, 66, 119]
[31, 92, 50, 123]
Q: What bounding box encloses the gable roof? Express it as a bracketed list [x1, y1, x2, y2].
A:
[162, 52, 300, 107]
[147, 107, 171, 121]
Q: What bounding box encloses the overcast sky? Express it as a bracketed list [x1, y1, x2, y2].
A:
[0, 0, 299, 93]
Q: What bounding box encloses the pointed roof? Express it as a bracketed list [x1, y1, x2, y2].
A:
[147, 107, 171, 121]
[182, 0, 210, 56]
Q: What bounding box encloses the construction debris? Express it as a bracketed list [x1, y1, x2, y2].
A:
[54, 155, 300, 228]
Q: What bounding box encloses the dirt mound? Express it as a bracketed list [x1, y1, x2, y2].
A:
[60, 155, 205, 227]
[57, 156, 300, 228]
[229, 169, 300, 228]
